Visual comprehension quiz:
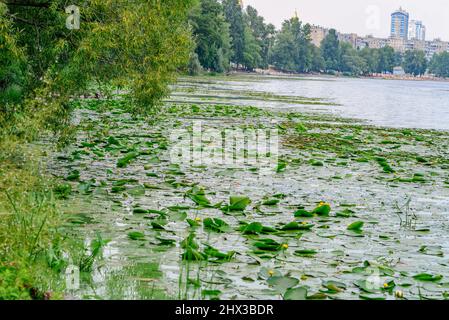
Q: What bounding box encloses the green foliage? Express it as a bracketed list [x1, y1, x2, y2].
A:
[242, 25, 262, 70]
[402, 50, 427, 76]
[271, 17, 312, 73]
[1, 0, 195, 136]
[223, 0, 245, 66]
[429, 52, 449, 78]
[0, 5, 27, 118]
[244, 6, 275, 69]
[189, 0, 231, 72]
[188, 52, 202, 75]
[321, 29, 340, 72]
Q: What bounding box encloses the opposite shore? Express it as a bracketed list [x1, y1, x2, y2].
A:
[226, 68, 449, 82]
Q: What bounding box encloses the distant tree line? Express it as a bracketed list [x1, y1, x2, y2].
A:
[189, 0, 449, 78]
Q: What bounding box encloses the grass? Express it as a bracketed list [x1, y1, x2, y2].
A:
[0, 137, 64, 299]
[0, 112, 104, 299]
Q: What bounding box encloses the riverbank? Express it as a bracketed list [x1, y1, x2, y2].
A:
[226, 68, 449, 83]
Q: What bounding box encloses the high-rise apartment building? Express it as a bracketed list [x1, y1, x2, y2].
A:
[391, 7, 409, 40]
[409, 20, 426, 41]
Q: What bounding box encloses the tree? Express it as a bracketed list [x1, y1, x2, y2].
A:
[223, 0, 245, 66]
[377, 46, 396, 73]
[188, 52, 202, 76]
[244, 6, 275, 69]
[321, 29, 340, 72]
[0, 4, 27, 117]
[242, 25, 262, 70]
[189, 0, 232, 72]
[310, 45, 324, 72]
[340, 43, 367, 75]
[429, 52, 449, 78]
[1, 0, 195, 126]
[403, 50, 427, 76]
[271, 17, 312, 73]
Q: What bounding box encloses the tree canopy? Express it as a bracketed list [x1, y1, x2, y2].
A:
[429, 52, 449, 78]
[271, 17, 312, 73]
[1, 0, 195, 135]
[403, 50, 428, 76]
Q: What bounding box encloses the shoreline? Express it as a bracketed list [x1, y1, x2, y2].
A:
[225, 68, 449, 83]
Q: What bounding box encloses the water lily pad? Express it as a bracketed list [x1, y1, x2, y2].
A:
[203, 218, 231, 233]
[128, 231, 145, 240]
[284, 286, 307, 300]
[347, 221, 364, 231]
[413, 273, 443, 282]
[267, 276, 299, 293]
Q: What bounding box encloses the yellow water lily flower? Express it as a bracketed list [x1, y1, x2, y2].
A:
[395, 290, 404, 298]
[195, 217, 201, 222]
[281, 243, 289, 249]
[268, 270, 274, 276]
[383, 283, 389, 288]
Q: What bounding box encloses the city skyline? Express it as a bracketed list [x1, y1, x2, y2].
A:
[242, 0, 449, 41]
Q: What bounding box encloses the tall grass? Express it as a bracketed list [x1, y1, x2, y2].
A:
[0, 134, 65, 299]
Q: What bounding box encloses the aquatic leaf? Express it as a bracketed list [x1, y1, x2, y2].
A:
[168, 211, 187, 221]
[253, 238, 281, 251]
[186, 187, 211, 206]
[258, 267, 282, 280]
[281, 221, 314, 231]
[107, 136, 120, 146]
[203, 218, 231, 233]
[204, 246, 235, 261]
[312, 203, 331, 216]
[66, 170, 80, 181]
[186, 218, 201, 227]
[127, 185, 146, 196]
[54, 184, 72, 199]
[419, 245, 444, 257]
[181, 233, 199, 249]
[151, 222, 165, 230]
[294, 249, 318, 257]
[128, 231, 145, 240]
[322, 280, 346, 293]
[182, 247, 206, 261]
[347, 221, 364, 231]
[228, 196, 251, 211]
[276, 162, 287, 173]
[412, 273, 443, 282]
[295, 123, 308, 133]
[267, 276, 299, 293]
[294, 209, 313, 217]
[281, 221, 301, 231]
[336, 209, 355, 218]
[117, 152, 139, 168]
[309, 159, 324, 167]
[156, 237, 176, 246]
[359, 294, 386, 300]
[133, 208, 148, 214]
[284, 287, 307, 300]
[111, 186, 126, 193]
[202, 290, 221, 298]
[242, 222, 264, 235]
[262, 199, 280, 206]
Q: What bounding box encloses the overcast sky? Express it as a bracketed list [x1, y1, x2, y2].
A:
[243, 0, 449, 41]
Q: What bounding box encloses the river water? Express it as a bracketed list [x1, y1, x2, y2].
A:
[195, 76, 449, 131]
[54, 75, 449, 300]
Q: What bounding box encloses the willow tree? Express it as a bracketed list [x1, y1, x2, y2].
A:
[0, 0, 195, 136]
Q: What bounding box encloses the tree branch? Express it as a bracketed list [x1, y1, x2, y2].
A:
[3, 0, 50, 8]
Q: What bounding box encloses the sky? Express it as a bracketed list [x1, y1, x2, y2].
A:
[243, 0, 449, 41]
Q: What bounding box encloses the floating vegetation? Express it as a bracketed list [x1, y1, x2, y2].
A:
[48, 75, 449, 300]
